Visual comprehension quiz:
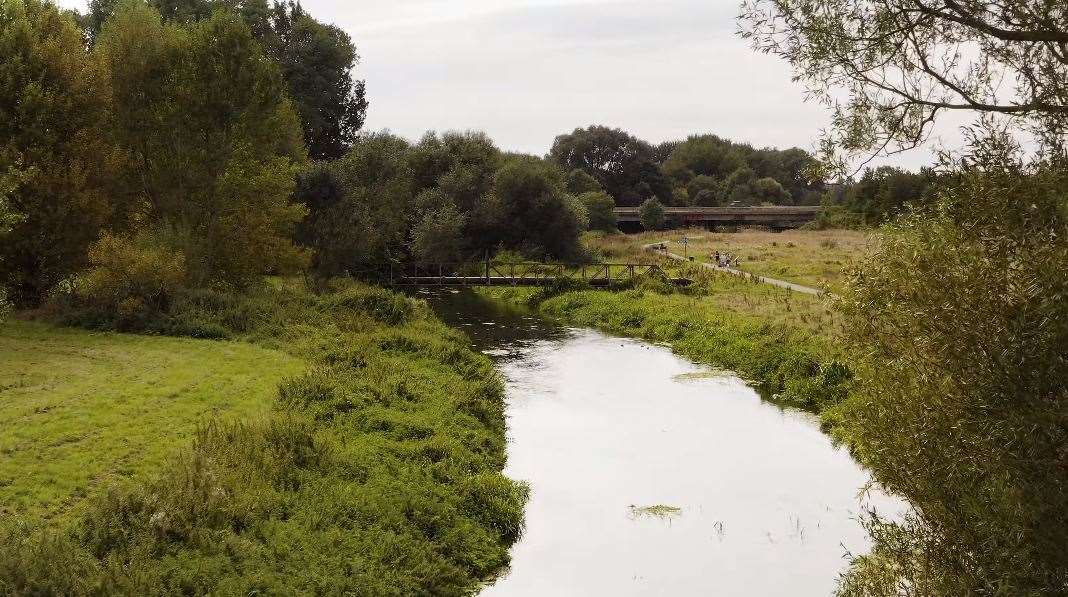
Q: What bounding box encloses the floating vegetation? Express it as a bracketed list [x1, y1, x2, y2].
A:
[628, 504, 683, 520]
[672, 368, 734, 382]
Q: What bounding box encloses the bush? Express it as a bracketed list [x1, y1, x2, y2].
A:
[579, 191, 618, 232]
[77, 234, 187, 329]
[638, 197, 667, 230]
[835, 150, 1068, 595]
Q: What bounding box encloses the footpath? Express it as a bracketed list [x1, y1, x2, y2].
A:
[644, 244, 825, 296]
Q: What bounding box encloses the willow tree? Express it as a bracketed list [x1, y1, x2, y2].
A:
[741, 2, 1068, 595]
[741, 0, 1068, 169]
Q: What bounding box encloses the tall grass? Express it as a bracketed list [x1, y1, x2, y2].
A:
[1, 281, 527, 595]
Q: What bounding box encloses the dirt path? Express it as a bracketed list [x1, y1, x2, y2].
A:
[644, 244, 826, 296]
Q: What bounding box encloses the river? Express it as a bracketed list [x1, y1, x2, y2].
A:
[423, 290, 904, 596]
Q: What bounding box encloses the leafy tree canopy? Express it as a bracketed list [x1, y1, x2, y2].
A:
[549, 125, 672, 207]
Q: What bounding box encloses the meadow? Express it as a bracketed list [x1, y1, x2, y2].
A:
[588, 227, 872, 292]
[0, 321, 304, 525]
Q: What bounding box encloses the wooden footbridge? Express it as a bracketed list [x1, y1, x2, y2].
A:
[388, 261, 689, 288]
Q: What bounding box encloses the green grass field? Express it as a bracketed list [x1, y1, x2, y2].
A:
[0, 320, 305, 525]
[588, 227, 872, 292]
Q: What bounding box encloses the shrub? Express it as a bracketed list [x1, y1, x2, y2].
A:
[638, 197, 667, 230]
[836, 151, 1068, 595]
[77, 234, 187, 328]
[578, 191, 618, 232]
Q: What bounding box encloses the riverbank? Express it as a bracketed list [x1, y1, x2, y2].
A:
[480, 283, 852, 420]
[0, 281, 526, 595]
[423, 295, 899, 596]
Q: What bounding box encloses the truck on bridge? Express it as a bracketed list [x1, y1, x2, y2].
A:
[613, 205, 821, 231]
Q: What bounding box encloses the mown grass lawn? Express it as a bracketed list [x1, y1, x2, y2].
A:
[0, 320, 305, 525]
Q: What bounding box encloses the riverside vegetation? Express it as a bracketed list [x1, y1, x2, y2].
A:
[0, 282, 527, 595]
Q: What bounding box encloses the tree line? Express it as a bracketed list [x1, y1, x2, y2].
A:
[0, 0, 370, 310]
[551, 125, 827, 208]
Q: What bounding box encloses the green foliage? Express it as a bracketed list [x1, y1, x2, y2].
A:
[842, 166, 935, 224]
[2, 282, 528, 595]
[294, 133, 413, 277]
[549, 125, 672, 207]
[493, 156, 586, 260]
[408, 130, 502, 255]
[78, 233, 187, 328]
[750, 176, 791, 204]
[834, 149, 1068, 595]
[686, 174, 722, 206]
[96, 3, 308, 287]
[638, 197, 667, 230]
[663, 134, 822, 204]
[267, 1, 368, 159]
[565, 168, 603, 194]
[579, 191, 618, 232]
[0, 0, 115, 306]
[127, 0, 368, 159]
[411, 203, 467, 263]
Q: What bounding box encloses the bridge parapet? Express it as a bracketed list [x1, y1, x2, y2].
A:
[614, 206, 820, 229]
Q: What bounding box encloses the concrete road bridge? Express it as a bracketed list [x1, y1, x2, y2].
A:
[614, 206, 821, 230]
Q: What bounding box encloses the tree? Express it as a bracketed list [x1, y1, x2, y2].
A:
[410, 203, 466, 264]
[638, 197, 666, 231]
[741, 0, 1068, 168]
[138, 0, 368, 160]
[294, 133, 413, 276]
[549, 125, 671, 207]
[844, 166, 936, 224]
[268, 1, 367, 159]
[719, 167, 756, 205]
[750, 177, 791, 205]
[578, 191, 617, 232]
[97, 4, 308, 286]
[565, 168, 602, 194]
[686, 175, 722, 206]
[663, 134, 822, 201]
[492, 156, 585, 260]
[836, 143, 1068, 595]
[0, 0, 114, 306]
[407, 131, 502, 254]
[662, 134, 744, 184]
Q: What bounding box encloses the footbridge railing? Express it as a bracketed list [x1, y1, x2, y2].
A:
[388, 261, 686, 287]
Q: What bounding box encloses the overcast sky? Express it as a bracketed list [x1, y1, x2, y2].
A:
[56, 0, 960, 169]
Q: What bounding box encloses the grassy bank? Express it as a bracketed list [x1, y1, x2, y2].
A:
[483, 281, 851, 417]
[0, 321, 303, 525]
[1, 282, 526, 596]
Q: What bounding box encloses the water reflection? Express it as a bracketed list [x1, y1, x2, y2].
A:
[420, 290, 904, 596]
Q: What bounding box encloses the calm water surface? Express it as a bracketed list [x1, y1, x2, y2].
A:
[423, 290, 904, 596]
